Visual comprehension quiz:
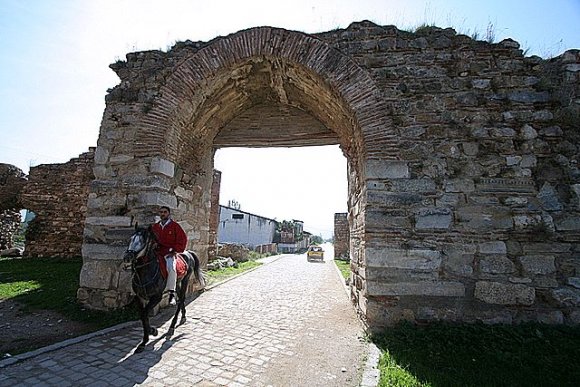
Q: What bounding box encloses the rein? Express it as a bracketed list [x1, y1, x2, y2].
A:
[130, 233, 162, 291]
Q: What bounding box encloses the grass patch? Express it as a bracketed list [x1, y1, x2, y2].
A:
[0, 257, 138, 329]
[373, 321, 580, 387]
[333, 259, 350, 280]
[205, 260, 262, 286]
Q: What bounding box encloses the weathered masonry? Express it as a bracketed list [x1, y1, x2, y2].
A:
[80, 21, 579, 328]
[0, 150, 95, 258]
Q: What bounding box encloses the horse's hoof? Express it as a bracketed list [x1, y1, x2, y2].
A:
[179, 317, 187, 326]
[150, 327, 158, 336]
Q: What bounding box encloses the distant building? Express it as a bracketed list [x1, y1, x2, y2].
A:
[217, 205, 277, 248]
[277, 219, 310, 253]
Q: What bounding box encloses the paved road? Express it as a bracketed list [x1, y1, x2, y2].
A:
[0, 249, 372, 386]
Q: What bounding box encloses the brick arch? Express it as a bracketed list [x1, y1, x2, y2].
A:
[137, 27, 397, 172]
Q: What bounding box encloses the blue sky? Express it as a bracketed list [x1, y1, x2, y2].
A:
[0, 0, 579, 238]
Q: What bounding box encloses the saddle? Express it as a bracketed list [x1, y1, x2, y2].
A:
[158, 253, 189, 279]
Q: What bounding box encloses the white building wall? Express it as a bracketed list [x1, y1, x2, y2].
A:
[217, 206, 277, 248]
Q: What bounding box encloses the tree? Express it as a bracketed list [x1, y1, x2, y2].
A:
[310, 234, 323, 245]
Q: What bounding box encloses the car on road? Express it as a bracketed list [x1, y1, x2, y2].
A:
[306, 245, 324, 262]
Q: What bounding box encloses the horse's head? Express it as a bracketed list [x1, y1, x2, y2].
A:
[123, 224, 156, 264]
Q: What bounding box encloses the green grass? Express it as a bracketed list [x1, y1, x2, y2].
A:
[206, 260, 262, 286]
[0, 256, 265, 327]
[373, 322, 580, 387]
[333, 259, 351, 280]
[0, 257, 136, 328]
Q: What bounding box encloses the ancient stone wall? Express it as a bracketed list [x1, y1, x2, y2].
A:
[315, 22, 580, 327]
[80, 22, 579, 328]
[333, 213, 349, 259]
[0, 210, 21, 251]
[19, 149, 95, 257]
[209, 169, 222, 261]
[0, 164, 27, 250]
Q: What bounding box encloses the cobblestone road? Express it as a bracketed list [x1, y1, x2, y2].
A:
[0, 250, 370, 386]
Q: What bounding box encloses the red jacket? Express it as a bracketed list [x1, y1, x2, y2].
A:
[152, 219, 187, 258]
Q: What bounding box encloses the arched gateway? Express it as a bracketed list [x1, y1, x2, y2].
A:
[79, 22, 580, 329]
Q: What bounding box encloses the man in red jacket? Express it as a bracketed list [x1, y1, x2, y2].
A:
[152, 206, 187, 305]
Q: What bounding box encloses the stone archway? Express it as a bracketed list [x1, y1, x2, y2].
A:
[79, 26, 393, 311]
[80, 22, 580, 329]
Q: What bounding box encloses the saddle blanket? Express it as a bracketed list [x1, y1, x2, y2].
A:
[158, 253, 189, 279]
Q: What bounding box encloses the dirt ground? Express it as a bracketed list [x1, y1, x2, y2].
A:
[0, 298, 95, 358]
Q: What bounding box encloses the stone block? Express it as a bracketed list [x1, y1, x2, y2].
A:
[462, 142, 479, 156]
[521, 124, 537, 139]
[436, 193, 462, 207]
[85, 216, 132, 227]
[549, 287, 580, 307]
[109, 154, 133, 163]
[415, 208, 452, 229]
[123, 175, 172, 190]
[520, 155, 537, 168]
[519, 255, 556, 275]
[507, 91, 550, 103]
[479, 255, 515, 274]
[79, 261, 118, 289]
[365, 160, 409, 179]
[367, 191, 423, 206]
[509, 277, 532, 284]
[94, 146, 109, 164]
[572, 184, 580, 207]
[568, 311, 580, 324]
[400, 125, 425, 137]
[366, 280, 465, 297]
[445, 178, 475, 193]
[365, 267, 439, 282]
[390, 179, 436, 193]
[478, 241, 507, 254]
[365, 248, 441, 270]
[490, 127, 516, 137]
[533, 277, 558, 288]
[365, 211, 412, 229]
[537, 311, 564, 324]
[475, 281, 535, 305]
[175, 186, 194, 200]
[138, 192, 178, 208]
[503, 197, 528, 206]
[567, 277, 580, 289]
[537, 182, 563, 211]
[82, 243, 127, 261]
[442, 246, 475, 276]
[554, 216, 580, 231]
[513, 215, 542, 230]
[522, 243, 572, 253]
[150, 157, 175, 177]
[456, 207, 513, 231]
[540, 126, 563, 137]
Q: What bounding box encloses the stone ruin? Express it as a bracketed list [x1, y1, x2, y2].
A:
[0, 164, 26, 253]
[0, 149, 95, 258]
[1, 21, 579, 330]
[333, 213, 349, 260]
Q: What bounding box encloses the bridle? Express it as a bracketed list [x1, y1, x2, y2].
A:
[124, 227, 162, 291]
[124, 229, 157, 270]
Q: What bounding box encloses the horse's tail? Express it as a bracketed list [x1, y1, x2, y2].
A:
[187, 251, 206, 289]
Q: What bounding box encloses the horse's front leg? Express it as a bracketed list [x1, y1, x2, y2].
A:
[136, 295, 162, 352]
[167, 282, 188, 337]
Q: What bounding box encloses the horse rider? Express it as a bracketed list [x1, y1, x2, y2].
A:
[152, 206, 187, 305]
